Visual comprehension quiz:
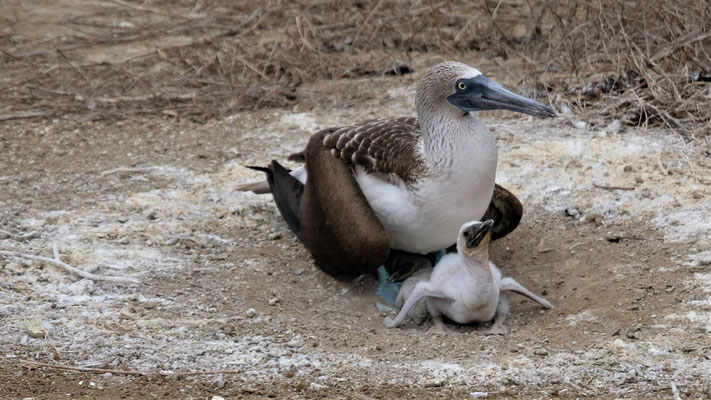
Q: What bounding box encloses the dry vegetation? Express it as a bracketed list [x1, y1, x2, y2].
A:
[1, 0, 710, 135]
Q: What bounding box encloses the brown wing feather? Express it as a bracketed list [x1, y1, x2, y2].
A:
[317, 117, 426, 184]
[298, 130, 390, 276]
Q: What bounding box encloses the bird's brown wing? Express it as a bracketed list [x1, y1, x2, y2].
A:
[252, 117, 426, 277]
[293, 117, 427, 184]
[296, 130, 390, 276]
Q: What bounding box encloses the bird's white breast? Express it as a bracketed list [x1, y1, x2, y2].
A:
[355, 128, 497, 254]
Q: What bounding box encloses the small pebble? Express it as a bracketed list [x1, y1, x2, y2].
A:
[267, 232, 282, 240]
[117, 216, 128, 223]
[533, 348, 548, 356]
[24, 319, 46, 338]
[573, 120, 588, 130]
[470, 392, 488, 399]
[295, 269, 304, 276]
[143, 209, 158, 220]
[268, 297, 279, 306]
[213, 375, 225, 389]
[584, 213, 603, 225]
[246, 308, 256, 318]
[606, 119, 621, 134]
[565, 207, 581, 219]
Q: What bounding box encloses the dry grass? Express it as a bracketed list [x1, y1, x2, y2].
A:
[1, 0, 709, 136]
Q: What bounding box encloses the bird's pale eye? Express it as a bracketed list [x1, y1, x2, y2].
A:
[457, 81, 467, 91]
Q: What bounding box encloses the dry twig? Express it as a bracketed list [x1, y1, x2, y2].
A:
[0, 244, 139, 284]
[21, 361, 242, 377]
[592, 182, 635, 191]
[99, 166, 159, 177]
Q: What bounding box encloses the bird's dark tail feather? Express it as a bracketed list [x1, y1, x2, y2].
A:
[248, 161, 306, 243]
[235, 166, 272, 194]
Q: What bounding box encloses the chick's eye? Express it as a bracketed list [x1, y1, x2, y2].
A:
[463, 231, 469, 237]
[457, 82, 467, 91]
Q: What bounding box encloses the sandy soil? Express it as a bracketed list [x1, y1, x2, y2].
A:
[1, 2, 710, 400]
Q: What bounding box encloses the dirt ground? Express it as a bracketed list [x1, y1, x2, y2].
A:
[2, 2, 710, 400]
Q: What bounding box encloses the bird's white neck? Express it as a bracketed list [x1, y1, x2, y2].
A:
[418, 108, 497, 175]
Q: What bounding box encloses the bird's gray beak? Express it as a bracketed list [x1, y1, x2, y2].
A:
[447, 75, 555, 118]
[464, 219, 494, 249]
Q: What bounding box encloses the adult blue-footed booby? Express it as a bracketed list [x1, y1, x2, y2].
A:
[238, 61, 554, 277]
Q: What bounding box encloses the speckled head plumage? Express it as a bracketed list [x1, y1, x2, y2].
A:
[415, 61, 483, 116]
[416, 61, 555, 118]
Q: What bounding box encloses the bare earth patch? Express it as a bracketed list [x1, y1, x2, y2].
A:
[1, 71, 710, 399]
[1, 1, 710, 398]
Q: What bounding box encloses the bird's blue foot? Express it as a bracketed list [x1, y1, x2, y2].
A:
[376, 265, 402, 306]
[434, 249, 446, 264]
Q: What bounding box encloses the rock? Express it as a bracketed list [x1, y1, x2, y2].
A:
[606, 233, 625, 243]
[625, 325, 642, 340]
[533, 347, 548, 356]
[213, 375, 225, 389]
[143, 209, 158, 220]
[565, 207, 581, 219]
[424, 379, 445, 387]
[267, 232, 282, 240]
[511, 24, 527, 41]
[117, 216, 128, 223]
[24, 319, 46, 338]
[584, 213, 603, 225]
[606, 119, 621, 134]
[246, 308, 256, 318]
[268, 297, 279, 306]
[470, 392, 488, 399]
[295, 269, 304, 276]
[573, 120, 588, 130]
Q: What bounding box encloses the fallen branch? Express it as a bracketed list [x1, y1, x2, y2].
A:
[592, 182, 635, 191]
[0, 245, 139, 284]
[0, 111, 53, 122]
[21, 361, 242, 377]
[23, 361, 146, 376]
